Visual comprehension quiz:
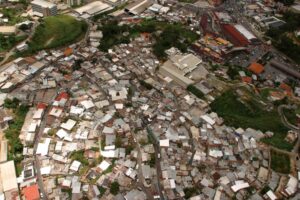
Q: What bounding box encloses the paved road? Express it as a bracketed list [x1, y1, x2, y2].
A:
[131, 130, 155, 200]
[146, 127, 165, 200]
[278, 105, 300, 154]
[33, 105, 51, 200]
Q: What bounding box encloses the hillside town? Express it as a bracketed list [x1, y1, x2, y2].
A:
[1, 0, 300, 199]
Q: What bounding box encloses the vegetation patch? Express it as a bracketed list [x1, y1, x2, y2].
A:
[110, 181, 120, 195]
[25, 15, 87, 54]
[98, 19, 199, 59]
[0, 34, 27, 52]
[267, 11, 300, 63]
[187, 85, 204, 99]
[70, 150, 89, 166]
[0, 8, 28, 25]
[282, 107, 300, 126]
[210, 89, 292, 151]
[270, 150, 290, 174]
[3, 98, 29, 176]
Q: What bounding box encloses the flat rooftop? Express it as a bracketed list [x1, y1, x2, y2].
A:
[0, 26, 16, 34]
[31, 0, 56, 8]
[75, 1, 113, 16]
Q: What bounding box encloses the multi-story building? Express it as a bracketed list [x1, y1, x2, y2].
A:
[31, 0, 57, 17]
[64, 0, 81, 7]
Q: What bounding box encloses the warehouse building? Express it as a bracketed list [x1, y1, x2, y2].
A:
[159, 54, 207, 87]
[75, 1, 113, 18]
[125, 0, 153, 15]
[31, 0, 57, 17]
[221, 24, 249, 46]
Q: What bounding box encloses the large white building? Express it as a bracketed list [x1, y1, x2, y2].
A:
[31, 0, 57, 17]
[159, 53, 207, 87]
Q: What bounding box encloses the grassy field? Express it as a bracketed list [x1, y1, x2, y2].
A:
[282, 107, 300, 126]
[270, 150, 290, 174]
[210, 89, 293, 151]
[28, 15, 87, 52]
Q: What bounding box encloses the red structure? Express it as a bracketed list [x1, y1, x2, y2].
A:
[221, 24, 249, 47]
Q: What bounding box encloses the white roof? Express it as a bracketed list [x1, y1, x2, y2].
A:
[98, 160, 110, 171]
[231, 180, 250, 192]
[75, 1, 113, 15]
[0, 26, 16, 34]
[61, 119, 76, 131]
[159, 139, 169, 147]
[56, 129, 68, 139]
[28, 122, 38, 132]
[285, 175, 297, 195]
[36, 138, 51, 156]
[101, 114, 112, 123]
[234, 24, 256, 41]
[32, 109, 44, 119]
[80, 100, 95, 110]
[31, 0, 56, 8]
[103, 126, 114, 134]
[266, 190, 277, 200]
[115, 103, 124, 110]
[201, 115, 215, 126]
[70, 160, 81, 171]
[70, 106, 84, 115]
[55, 141, 63, 152]
[40, 166, 51, 175]
[101, 150, 118, 158]
[0, 161, 18, 192]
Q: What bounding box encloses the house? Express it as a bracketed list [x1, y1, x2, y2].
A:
[248, 62, 264, 75]
[22, 184, 40, 200]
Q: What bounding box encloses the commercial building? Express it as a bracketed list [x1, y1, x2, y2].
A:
[125, 0, 153, 15]
[0, 161, 19, 199]
[64, 0, 81, 7]
[221, 24, 249, 46]
[75, 1, 113, 18]
[31, 0, 57, 17]
[159, 54, 207, 87]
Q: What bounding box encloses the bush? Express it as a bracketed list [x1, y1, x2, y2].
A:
[4, 98, 20, 109]
[110, 182, 119, 195]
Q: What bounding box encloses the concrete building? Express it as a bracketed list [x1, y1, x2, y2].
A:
[65, 0, 81, 7]
[75, 1, 113, 18]
[125, 0, 153, 15]
[31, 0, 57, 17]
[159, 54, 206, 87]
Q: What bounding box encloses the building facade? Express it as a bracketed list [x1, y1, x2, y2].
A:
[31, 0, 57, 17]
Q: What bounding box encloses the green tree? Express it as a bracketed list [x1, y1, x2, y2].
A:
[110, 182, 119, 195]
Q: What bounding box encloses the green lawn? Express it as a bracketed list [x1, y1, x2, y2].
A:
[28, 15, 87, 52]
[210, 89, 293, 151]
[270, 150, 290, 174]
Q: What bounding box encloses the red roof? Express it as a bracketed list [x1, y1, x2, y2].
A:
[221, 24, 249, 46]
[248, 62, 264, 74]
[241, 76, 252, 84]
[22, 185, 40, 200]
[37, 103, 47, 110]
[280, 83, 293, 96]
[64, 48, 73, 57]
[55, 92, 69, 101]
